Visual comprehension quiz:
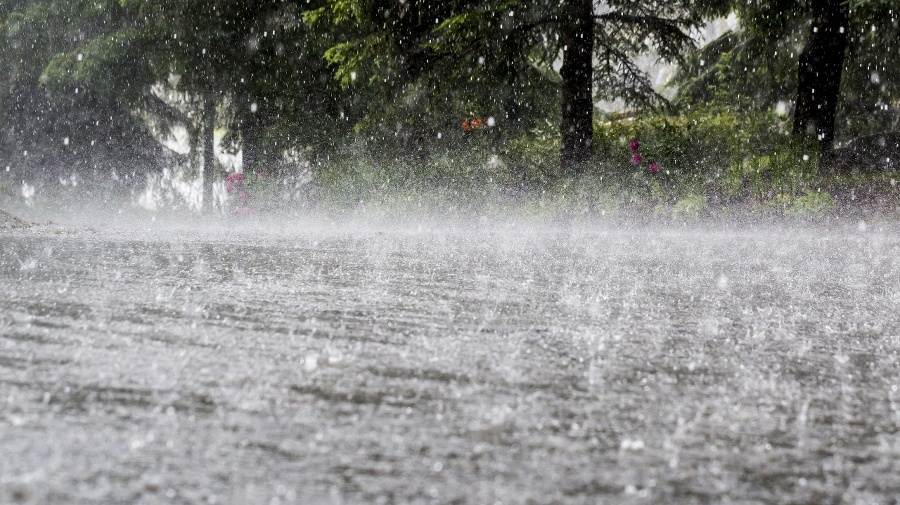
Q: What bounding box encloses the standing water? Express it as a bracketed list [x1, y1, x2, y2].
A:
[2, 217, 900, 504]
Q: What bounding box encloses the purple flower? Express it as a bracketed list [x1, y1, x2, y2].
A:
[632, 152, 643, 164]
[629, 140, 641, 152]
[648, 162, 659, 174]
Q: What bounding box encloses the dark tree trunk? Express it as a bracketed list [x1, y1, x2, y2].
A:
[792, 0, 849, 172]
[499, 37, 523, 178]
[240, 102, 261, 176]
[202, 98, 216, 212]
[559, 0, 594, 175]
[501, 37, 523, 136]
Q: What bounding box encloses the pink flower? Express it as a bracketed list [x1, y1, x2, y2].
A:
[629, 140, 640, 152]
[233, 206, 253, 216]
[256, 172, 264, 179]
[238, 191, 250, 202]
[225, 172, 245, 195]
[632, 152, 643, 164]
[648, 162, 659, 174]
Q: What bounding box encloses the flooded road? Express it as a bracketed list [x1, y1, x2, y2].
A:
[2, 219, 900, 504]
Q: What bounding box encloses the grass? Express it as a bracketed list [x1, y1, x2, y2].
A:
[256, 148, 899, 224]
[3, 108, 898, 223]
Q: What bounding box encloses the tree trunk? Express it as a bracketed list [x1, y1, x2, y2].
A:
[792, 0, 849, 172]
[202, 98, 216, 212]
[559, 0, 594, 175]
[240, 102, 260, 176]
[499, 37, 523, 179]
[501, 37, 523, 136]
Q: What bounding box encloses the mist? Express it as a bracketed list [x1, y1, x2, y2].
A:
[4, 182, 900, 503]
[3, 0, 900, 503]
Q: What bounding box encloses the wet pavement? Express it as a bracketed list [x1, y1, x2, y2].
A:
[2, 219, 900, 504]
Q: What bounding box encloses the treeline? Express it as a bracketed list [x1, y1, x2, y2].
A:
[1, 0, 898, 206]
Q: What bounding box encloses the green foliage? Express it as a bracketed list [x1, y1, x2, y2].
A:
[738, 147, 819, 199]
[784, 189, 836, 218]
[838, 3, 900, 139]
[671, 194, 709, 220]
[592, 107, 823, 209]
[3, 0, 895, 220]
[672, 1, 900, 140]
[503, 121, 561, 185]
[309, 0, 710, 152]
[595, 108, 774, 181]
[2, 0, 362, 177]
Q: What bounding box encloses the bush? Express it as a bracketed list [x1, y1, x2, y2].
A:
[503, 121, 561, 186]
[592, 107, 821, 205]
[785, 189, 836, 218]
[671, 194, 709, 221]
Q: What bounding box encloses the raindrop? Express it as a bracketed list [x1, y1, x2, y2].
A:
[250, 102, 258, 113]
[304, 354, 318, 372]
[77, 53, 83, 61]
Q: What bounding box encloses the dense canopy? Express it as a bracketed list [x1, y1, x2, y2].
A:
[1, 0, 898, 209]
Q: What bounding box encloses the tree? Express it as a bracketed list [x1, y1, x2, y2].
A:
[673, 1, 900, 172]
[559, 0, 594, 171]
[1, 0, 171, 184]
[24, 0, 360, 210]
[310, 0, 701, 175]
[792, 0, 849, 168]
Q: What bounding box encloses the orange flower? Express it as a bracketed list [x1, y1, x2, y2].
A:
[472, 118, 483, 129]
[461, 121, 469, 131]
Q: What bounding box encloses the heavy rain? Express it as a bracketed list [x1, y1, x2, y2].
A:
[2, 1, 900, 504]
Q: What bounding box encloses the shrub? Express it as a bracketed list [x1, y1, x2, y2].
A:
[785, 189, 836, 218]
[671, 194, 709, 221]
[593, 107, 820, 205]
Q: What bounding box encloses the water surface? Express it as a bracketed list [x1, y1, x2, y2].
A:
[2, 220, 899, 504]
